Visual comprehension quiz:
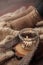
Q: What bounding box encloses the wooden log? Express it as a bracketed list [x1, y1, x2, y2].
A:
[0, 28, 19, 63]
[6, 6, 34, 22]
[0, 21, 11, 28]
[10, 8, 41, 30]
[0, 13, 12, 21]
[0, 6, 34, 22]
[0, 27, 19, 50]
[36, 21, 43, 27]
[34, 27, 43, 34]
[0, 7, 26, 21]
[0, 51, 14, 63]
[40, 34, 43, 43]
[40, 34, 43, 40]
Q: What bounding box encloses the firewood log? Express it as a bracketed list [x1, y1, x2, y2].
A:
[34, 27, 43, 34]
[36, 21, 43, 27]
[0, 51, 14, 63]
[0, 6, 34, 21]
[5, 6, 34, 22]
[9, 8, 42, 30]
[0, 7, 26, 21]
[0, 27, 19, 50]
[40, 34, 43, 39]
[0, 6, 34, 22]
[40, 34, 43, 43]
[0, 21, 11, 28]
[0, 13, 12, 21]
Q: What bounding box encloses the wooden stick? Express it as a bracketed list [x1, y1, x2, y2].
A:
[40, 34, 43, 44]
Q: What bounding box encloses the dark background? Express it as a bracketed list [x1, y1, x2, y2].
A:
[0, 0, 37, 16]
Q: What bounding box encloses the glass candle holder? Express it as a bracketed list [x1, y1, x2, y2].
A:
[18, 28, 39, 51]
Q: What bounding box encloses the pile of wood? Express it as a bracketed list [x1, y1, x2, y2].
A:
[0, 6, 43, 65]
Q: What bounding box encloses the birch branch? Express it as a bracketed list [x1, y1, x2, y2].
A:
[0, 51, 14, 63]
[36, 21, 43, 27]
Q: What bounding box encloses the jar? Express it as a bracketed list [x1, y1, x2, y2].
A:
[19, 28, 39, 51]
